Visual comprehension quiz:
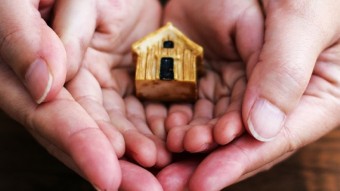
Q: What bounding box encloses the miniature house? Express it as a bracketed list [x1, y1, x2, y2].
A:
[132, 23, 203, 102]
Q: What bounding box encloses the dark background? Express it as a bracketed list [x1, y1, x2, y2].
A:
[160, 0, 167, 5]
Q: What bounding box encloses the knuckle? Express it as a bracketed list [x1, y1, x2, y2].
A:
[281, 127, 301, 152]
[266, 63, 309, 105]
[280, 64, 308, 90]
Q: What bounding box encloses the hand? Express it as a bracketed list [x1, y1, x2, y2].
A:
[0, 0, 167, 190]
[242, 0, 340, 141]
[71, 0, 171, 169]
[158, 0, 340, 190]
[162, 0, 263, 152]
[0, 0, 160, 103]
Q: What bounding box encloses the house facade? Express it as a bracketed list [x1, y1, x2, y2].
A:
[132, 23, 203, 102]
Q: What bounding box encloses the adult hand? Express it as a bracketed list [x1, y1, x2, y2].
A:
[243, 0, 340, 141]
[0, 64, 164, 191]
[0, 0, 167, 190]
[162, 0, 263, 152]
[158, 0, 340, 190]
[0, 0, 159, 104]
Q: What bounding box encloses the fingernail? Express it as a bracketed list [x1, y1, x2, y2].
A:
[247, 98, 286, 142]
[25, 59, 53, 104]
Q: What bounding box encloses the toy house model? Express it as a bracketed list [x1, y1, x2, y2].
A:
[132, 23, 203, 102]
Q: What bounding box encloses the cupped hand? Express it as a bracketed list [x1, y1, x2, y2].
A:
[162, 0, 263, 152]
[159, 54, 340, 190]
[71, 0, 171, 169]
[158, 0, 340, 190]
[0, 0, 167, 190]
[165, 62, 247, 153]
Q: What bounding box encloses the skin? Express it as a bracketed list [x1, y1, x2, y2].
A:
[157, 0, 340, 190]
[163, 0, 263, 152]
[3, 0, 340, 190]
[0, 0, 167, 190]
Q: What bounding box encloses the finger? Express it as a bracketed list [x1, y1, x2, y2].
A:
[243, 1, 339, 141]
[214, 77, 246, 145]
[120, 160, 163, 191]
[235, 0, 264, 71]
[183, 99, 215, 152]
[157, 160, 200, 191]
[150, 136, 173, 168]
[0, 64, 120, 190]
[165, 104, 193, 132]
[165, 103, 193, 152]
[166, 125, 190, 153]
[66, 68, 125, 157]
[0, 0, 66, 103]
[145, 102, 167, 140]
[103, 90, 157, 167]
[123, 130, 157, 167]
[125, 97, 171, 167]
[214, 111, 244, 145]
[184, 124, 217, 153]
[52, 0, 97, 80]
[124, 96, 153, 136]
[189, 99, 214, 126]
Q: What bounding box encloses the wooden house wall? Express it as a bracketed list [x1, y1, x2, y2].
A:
[135, 37, 197, 82]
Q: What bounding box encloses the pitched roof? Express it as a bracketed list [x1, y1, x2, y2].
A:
[132, 22, 203, 56]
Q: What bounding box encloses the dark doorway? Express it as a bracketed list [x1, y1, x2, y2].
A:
[160, 57, 174, 80]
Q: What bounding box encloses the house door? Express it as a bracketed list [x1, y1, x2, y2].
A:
[160, 57, 174, 80]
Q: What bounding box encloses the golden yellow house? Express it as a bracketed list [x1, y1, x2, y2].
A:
[132, 23, 203, 102]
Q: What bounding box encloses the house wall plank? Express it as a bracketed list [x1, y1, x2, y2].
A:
[183, 49, 191, 81]
[136, 52, 146, 80]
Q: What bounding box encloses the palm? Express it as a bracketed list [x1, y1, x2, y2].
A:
[64, 0, 171, 168]
[164, 60, 246, 153]
[76, 1, 172, 167]
[162, 0, 262, 152]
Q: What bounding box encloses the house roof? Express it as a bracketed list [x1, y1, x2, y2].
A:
[132, 22, 203, 56]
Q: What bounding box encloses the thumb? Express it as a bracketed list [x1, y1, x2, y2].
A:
[243, 1, 336, 141]
[0, 0, 66, 104]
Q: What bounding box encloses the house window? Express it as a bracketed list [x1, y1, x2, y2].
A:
[163, 40, 174, 48]
[160, 57, 174, 80]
